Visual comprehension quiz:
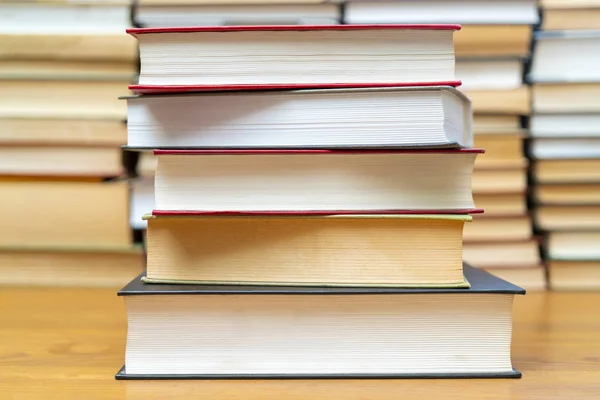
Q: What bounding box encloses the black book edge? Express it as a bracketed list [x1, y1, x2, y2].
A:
[115, 365, 522, 380]
[117, 264, 526, 296]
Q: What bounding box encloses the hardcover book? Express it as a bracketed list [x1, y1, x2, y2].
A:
[152, 149, 483, 213]
[126, 86, 472, 149]
[144, 213, 472, 288]
[116, 265, 524, 379]
[128, 24, 461, 93]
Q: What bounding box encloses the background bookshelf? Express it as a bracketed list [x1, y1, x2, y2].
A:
[2, 0, 599, 290]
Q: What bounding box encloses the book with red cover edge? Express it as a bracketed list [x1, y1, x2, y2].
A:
[153, 149, 485, 155]
[152, 209, 484, 216]
[127, 24, 462, 36]
[152, 149, 484, 216]
[128, 24, 462, 94]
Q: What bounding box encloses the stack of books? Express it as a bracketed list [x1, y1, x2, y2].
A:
[117, 24, 524, 379]
[0, 1, 144, 286]
[133, 0, 341, 27]
[530, 0, 600, 290]
[343, 0, 544, 289]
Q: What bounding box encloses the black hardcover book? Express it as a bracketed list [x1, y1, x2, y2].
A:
[117, 264, 524, 380]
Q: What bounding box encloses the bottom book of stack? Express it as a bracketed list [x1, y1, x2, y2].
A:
[116, 264, 524, 379]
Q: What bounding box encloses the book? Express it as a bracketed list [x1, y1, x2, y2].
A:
[530, 113, 600, 137]
[0, 60, 136, 81]
[116, 265, 524, 379]
[344, 0, 538, 25]
[0, 180, 131, 249]
[483, 266, 546, 291]
[128, 25, 461, 92]
[126, 87, 472, 149]
[0, 246, 144, 288]
[461, 87, 531, 115]
[535, 184, 600, 205]
[0, 3, 136, 61]
[473, 133, 526, 169]
[474, 114, 522, 132]
[463, 215, 532, 242]
[134, 3, 341, 27]
[144, 213, 471, 287]
[549, 261, 600, 290]
[530, 31, 600, 83]
[463, 240, 541, 268]
[541, 5, 600, 31]
[454, 25, 532, 58]
[0, 145, 123, 177]
[152, 149, 482, 213]
[534, 159, 600, 183]
[541, 0, 600, 7]
[532, 83, 600, 113]
[535, 205, 600, 230]
[136, 0, 341, 4]
[131, 177, 154, 230]
[0, 80, 128, 120]
[0, 119, 126, 146]
[531, 138, 600, 159]
[548, 231, 600, 260]
[137, 152, 157, 176]
[472, 167, 527, 194]
[456, 59, 523, 92]
[473, 192, 527, 216]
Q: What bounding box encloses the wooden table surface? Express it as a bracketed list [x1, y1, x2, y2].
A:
[1, 288, 600, 400]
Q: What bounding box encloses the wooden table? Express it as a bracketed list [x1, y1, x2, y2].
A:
[1, 288, 600, 400]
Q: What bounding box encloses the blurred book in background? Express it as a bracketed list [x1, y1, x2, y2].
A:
[0, 1, 143, 287]
[530, 0, 600, 290]
[133, 2, 341, 26]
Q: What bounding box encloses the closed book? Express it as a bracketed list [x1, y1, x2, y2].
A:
[530, 31, 600, 83]
[0, 179, 131, 249]
[126, 86, 472, 149]
[128, 24, 461, 93]
[144, 213, 471, 288]
[0, 3, 135, 62]
[116, 265, 524, 379]
[134, 3, 341, 27]
[152, 149, 483, 213]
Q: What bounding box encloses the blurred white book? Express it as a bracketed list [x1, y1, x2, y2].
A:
[344, 0, 538, 24]
[134, 3, 341, 27]
[456, 59, 523, 91]
[530, 31, 600, 83]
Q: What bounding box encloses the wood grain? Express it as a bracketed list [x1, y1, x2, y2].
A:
[1, 289, 599, 399]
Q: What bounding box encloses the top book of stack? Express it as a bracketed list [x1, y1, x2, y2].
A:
[128, 24, 461, 93]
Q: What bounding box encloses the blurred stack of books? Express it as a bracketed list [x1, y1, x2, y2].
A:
[344, 0, 544, 289]
[0, 1, 144, 286]
[530, 0, 600, 290]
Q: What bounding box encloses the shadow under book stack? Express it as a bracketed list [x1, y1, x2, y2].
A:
[529, 0, 600, 290]
[343, 0, 544, 290]
[117, 24, 525, 379]
[0, 0, 144, 287]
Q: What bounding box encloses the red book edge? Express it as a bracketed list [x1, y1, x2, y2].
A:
[152, 209, 484, 216]
[129, 81, 462, 94]
[127, 24, 462, 36]
[153, 149, 485, 155]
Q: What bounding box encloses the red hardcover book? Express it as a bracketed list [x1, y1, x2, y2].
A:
[151, 149, 484, 214]
[129, 24, 461, 94]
